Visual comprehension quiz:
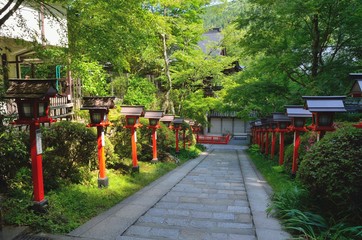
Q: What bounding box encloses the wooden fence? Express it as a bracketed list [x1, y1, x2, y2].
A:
[196, 134, 231, 144]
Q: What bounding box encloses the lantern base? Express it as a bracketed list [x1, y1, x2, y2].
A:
[151, 158, 158, 164]
[32, 199, 48, 213]
[98, 177, 109, 188]
[132, 166, 140, 173]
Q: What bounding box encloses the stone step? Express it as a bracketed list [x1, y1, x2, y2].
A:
[121, 224, 256, 240]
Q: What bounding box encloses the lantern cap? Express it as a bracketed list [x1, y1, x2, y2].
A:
[81, 96, 115, 110]
[285, 105, 312, 118]
[302, 96, 346, 112]
[144, 110, 164, 119]
[160, 114, 175, 123]
[272, 112, 291, 122]
[349, 73, 362, 80]
[120, 105, 144, 117]
[173, 118, 184, 124]
[4, 79, 58, 99]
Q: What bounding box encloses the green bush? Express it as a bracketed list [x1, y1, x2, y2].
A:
[41, 121, 98, 190]
[297, 125, 362, 225]
[109, 116, 177, 166]
[0, 127, 29, 191]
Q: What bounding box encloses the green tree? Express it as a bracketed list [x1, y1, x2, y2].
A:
[225, 0, 362, 117]
[123, 76, 158, 109]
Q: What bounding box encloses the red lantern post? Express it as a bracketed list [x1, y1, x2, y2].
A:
[286, 106, 312, 176]
[349, 73, 362, 128]
[121, 106, 144, 172]
[81, 97, 115, 187]
[273, 112, 291, 165]
[173, 118, 184, 154]
[5, 79, 58, 209]
[144, 110, 164, 163]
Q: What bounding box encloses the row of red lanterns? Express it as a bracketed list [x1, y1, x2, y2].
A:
[250, 96, 348, 177]
[4, 79, 189, 209]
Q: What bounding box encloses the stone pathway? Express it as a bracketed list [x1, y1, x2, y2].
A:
[28, 141, 290, 240]
[119, 149, 255, 240]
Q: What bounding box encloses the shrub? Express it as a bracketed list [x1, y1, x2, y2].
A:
[41, 121, 98, 190]
[0, 127, 29, 191]
[109, 116, 177, 166]
[297, 125, 362, 225]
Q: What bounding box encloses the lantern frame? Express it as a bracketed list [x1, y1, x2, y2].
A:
[120, 105, 144, 128]
[144, 110, 164, 129]
[285, 105, 312, 132]
[160, 114, 175, 128]
[302, 96, 346, 131]
[81, 97, 115, 127]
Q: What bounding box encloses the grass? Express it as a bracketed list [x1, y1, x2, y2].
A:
[2, 145, 204, 234]
[247, 146, 296, 193]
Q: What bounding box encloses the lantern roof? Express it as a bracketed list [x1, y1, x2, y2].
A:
[302, 96, 346, 112]
[160, 114, 174, 123]
[173, 118, 184, 124]
[144, 110, 164, 119]
[273, 112, 291, 122]
[349, 73, 362, 96]
[4, 79, 57, 99]
[285, 105, 312, 118]
[80, 96, 115, 110]
[120, 105, 144, 117]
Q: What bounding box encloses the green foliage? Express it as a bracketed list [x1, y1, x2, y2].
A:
[70, 57, 109, 96]
[41, 121, 98, 190]
[298, 126, 362, 225]
[248, 144, 362, 239]
[223, 0, 362, 117]
[123, 76, 158, 109]
[202, 1, 244, 29]
[0, 127, 29, 191]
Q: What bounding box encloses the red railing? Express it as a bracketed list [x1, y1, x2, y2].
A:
[197, 134, 231, 144]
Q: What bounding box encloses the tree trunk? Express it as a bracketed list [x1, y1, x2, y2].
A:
[311, 14, 320, 78]
[161, 33, 175, 114]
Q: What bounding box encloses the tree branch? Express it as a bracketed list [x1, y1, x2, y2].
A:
[0, 0, 25, 28]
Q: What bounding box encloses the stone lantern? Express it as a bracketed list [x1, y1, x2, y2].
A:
[120, 106, 144, 172]
[302, 96, 346, 140]
[286, 105, 312, 176]
[160, 114, 175, 129]
[144, 110, 164, 163]
[80, 96, 115, 187]
[4, 79, 58, 209]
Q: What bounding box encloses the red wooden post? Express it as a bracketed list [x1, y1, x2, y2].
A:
[262, 131, 264, 149]
[151, 128, 158, 163]
[292, 131, 300, 175]
[265, 131, 269, 155]
[175, 128, 180, 153]
[183, 129, 186, 149]
[97, 126, 108, 187]
[30, 122, 45, 204]
[271, 131, 276, 159]
[279, 132, 285, 165]
[131, 127, 139, 172]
